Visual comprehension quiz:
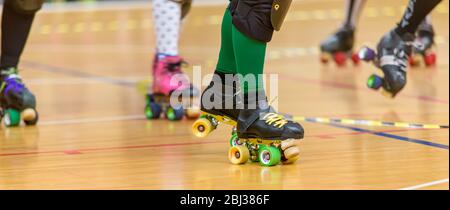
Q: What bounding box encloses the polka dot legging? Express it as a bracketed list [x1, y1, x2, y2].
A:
[152, 0, 182, 56]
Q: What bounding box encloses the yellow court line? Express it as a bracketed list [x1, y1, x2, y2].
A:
[293, 116, 449, 129]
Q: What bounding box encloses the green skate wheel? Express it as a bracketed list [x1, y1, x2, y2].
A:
[367, 74, 383, 90]
[145, 103, 162, 119]
[258, 145, 281, 167]
[4, 109, 21, 127]
[165, 106, 184, 121]
[229, 133, 240, 146]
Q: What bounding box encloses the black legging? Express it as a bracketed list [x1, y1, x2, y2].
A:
[1, 2, 36, 70]
[395, 0, 442, 35]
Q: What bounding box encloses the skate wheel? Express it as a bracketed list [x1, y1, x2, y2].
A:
[258, 145, 281, 167]
[192, 118, 213, 138]
[424, 52, 436, 66]
[228, 145, 250, 165]
[333, 52, 347, 66]
[320, 52, 331, 64]
[3, 109, 21, 127]
[358, 47, 376, 61]
[351, 53, 360, 65]
[22, 108, 39, 126]
[367, 74, 383, 90]
[381, 89, 395, 98]
[165, 106, 184, 121]
[229, 133, 241, 147]
[409, 54, 421, 66]
[185, 108, 200, 119]
[282, 146, 300, 164]
[145, 103, 162, 120]
[280, 139, 297, 151]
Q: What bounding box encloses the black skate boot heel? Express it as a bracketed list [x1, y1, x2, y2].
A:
[359, 30, 414, 98]
[409, 21, 436, 67]
[228, 92, 304, 166]
[320, 26, 359, 66]
[0, 67, 38, 127]
[192, 73, 240, 140]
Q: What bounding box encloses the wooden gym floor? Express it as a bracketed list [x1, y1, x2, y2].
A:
[0, 0, 448, 190]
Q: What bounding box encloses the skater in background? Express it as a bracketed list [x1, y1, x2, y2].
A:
[320, 0, 437, 67]
[145, 0, 200, 121]
[360, 0, 442, 98]
[0, 0, 42, 127]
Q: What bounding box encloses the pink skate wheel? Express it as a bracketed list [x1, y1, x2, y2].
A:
[424, 52, 436, 67]
[333, 52, 347, 66]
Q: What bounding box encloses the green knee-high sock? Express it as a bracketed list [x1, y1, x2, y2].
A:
[215, 9, 237, 74]
[232, 25, 267, 94]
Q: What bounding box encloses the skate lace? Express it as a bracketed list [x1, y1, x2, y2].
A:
[263, 113, 288, 128]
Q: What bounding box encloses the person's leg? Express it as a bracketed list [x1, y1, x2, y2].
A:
[232, 26, 266, 95]
[147, 0, 199, 121]
[319, 0, 367, 65]
[367, 0, 442, 97]
[0, 1, 41, 126]
[230, 0, 303, 165]
[395, 0, 442, 36]
[200, 8, 240, 120]
[215, 9, 237, 75]
[152, 0, 182, 58]
[342, 0, 367, 29]
[1, 2, 36, 70]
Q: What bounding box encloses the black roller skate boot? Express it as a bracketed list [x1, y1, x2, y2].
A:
[320, 26, 359, 66]
[192, 72, 241, 139]
[228, 90, 304, 166]
[0, 67, 38, 127]
[360, 30, 414, 98]
[410, 21, 436, 67]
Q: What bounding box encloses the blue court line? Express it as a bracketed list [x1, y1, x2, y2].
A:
[329, 124, 449, 150]
[22, 60, 136, 88]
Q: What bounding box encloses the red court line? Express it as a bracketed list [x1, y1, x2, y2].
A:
[0, 127, 434, 157]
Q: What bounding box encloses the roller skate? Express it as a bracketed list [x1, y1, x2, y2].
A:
[409, 21, 436, 67]
[145, 55, 200, 121]
[0, 67, 38, 127]
[192, 73, 241, 142]
[320, 26, 359, 66]
[228, 91, 304, 167]
[358, 30, 414, 98]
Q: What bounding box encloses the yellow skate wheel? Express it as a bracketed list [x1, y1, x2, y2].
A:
[185, 108, 200, 119]
[282, 146, 300, 164]
[380, 89, 395, 98]
[320, 52, 332, 64]
[192, 118, 213, 138]
[22, 108, 39, 126]
[280, 139, 297, 151]
[228, 145, 250, 165]
[410, 54, 422, 66]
